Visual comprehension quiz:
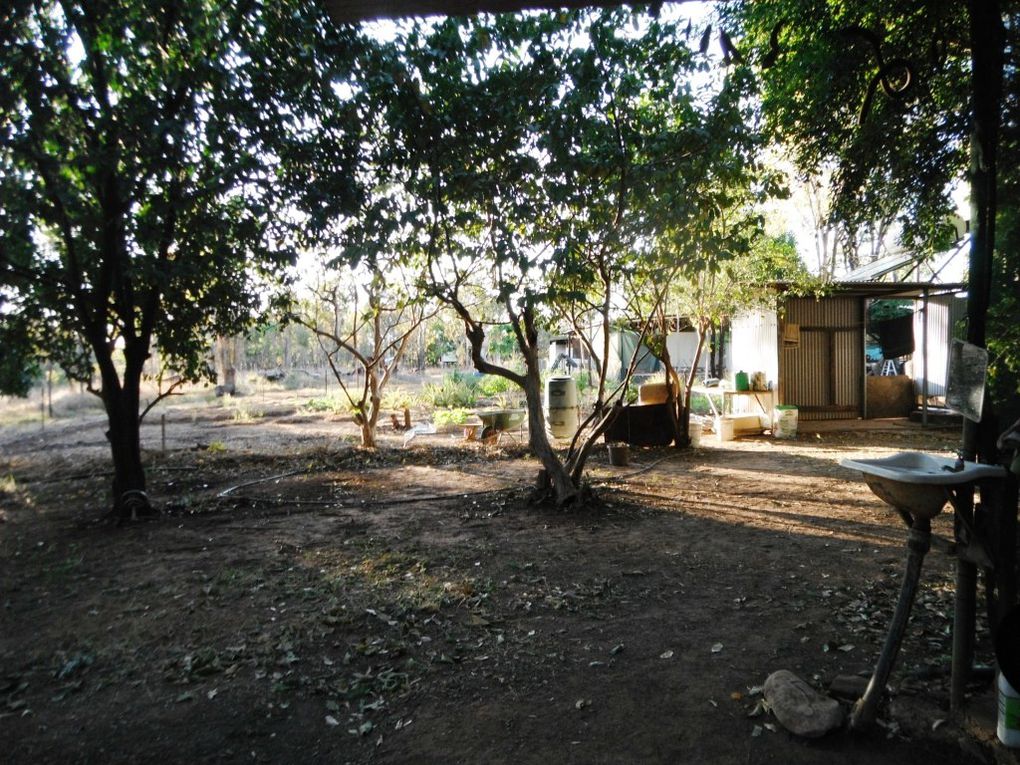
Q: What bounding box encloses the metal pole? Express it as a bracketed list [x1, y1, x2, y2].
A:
[922, 288, 929, 427]
[852, 520, 932, 729]
[952, 555, 977, 713]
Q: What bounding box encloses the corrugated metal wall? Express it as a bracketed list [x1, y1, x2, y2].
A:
[912, 295, 967, 399]
[781, 297, 864, 420]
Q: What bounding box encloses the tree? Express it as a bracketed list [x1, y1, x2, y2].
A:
[294, 257, 433, 448]
[0, 0, 362, 518]
[355, 9, 767, 504]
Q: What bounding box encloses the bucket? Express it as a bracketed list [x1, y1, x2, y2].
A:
[716, 416, 734, 443]
[546, 406, 579, 439]
[546, 377, 578, 409]
[774, 405, 799, 439]
[996, 607, 1020, 747]
[607, 443, 629, 466]
[999, 673, 1020, 747]
[735, 370, 749, 391]
[688, 421, 702, 447]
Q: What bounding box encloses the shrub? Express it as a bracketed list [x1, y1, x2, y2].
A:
[421, 371, 478, 408]
[477, 373, 514, 398]
[433, 407, 475, 428]
[304, 396, 348, 415]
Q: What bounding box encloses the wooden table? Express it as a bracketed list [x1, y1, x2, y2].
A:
[692, 387, 777, 431]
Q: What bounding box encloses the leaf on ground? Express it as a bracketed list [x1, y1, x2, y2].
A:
[711, 643, 723, 653]
[747, 699, 767, 718]
[660, 650, 674, 659]
[325, 715, 340, 726]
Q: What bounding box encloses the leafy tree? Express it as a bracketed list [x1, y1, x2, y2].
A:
[353, 9, 767, 504]
[0, 0, 361, 518]
[424, 318, 459, 367]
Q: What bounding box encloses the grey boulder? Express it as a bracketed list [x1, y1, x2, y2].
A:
[764, 669, 844, 738]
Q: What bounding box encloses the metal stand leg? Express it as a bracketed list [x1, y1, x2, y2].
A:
[851, 521, 931, 729]
[952, 558, 977, 713]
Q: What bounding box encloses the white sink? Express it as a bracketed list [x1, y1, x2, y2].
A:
[840, 452, 1007, 519]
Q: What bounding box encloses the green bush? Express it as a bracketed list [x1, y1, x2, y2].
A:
[689, 392, 715, 416]
[304, 396, 348, 415]
[433, 407, 475, 428]
[477, 373, 514, 398]
[574, 371, 593, 394]
[624, 382, 640, 404]
[421, 371, 478, 408]
[381, 389, 416, 411]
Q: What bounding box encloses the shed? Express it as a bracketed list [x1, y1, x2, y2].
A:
[731, 281, 965, 423]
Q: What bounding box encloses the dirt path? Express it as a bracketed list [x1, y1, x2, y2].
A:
[0, 408, 1013, 763]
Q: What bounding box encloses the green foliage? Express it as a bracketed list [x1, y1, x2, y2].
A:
[476, 374, 514, 398]
[432, 408, 475, 428]
[988, 183, 1020, 423]
[724, 0, 969, 252]
[304, 396, 348, 415]
[421, 316, 460, 367]
[2, 0, 361, 389]
[0, 314, 40, 396]
[420, 372, 479, 409]
[624, 382, 640, 405]
[381, 390, 416, 411]
[868, 299, 913, 324]
[487, 325, 518, 360]
[1, 0, 364, 507]
[573, 372, 593, 396]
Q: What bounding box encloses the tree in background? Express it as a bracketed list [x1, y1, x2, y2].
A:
[294, 257, 433, 448]
[0, 0, 362, 518]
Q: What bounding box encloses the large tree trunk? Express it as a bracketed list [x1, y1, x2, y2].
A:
[94, 340, 154, 520]
[215, 335, 237, 395]
[522, 365, 577, 504]
[106, 390, 150, 519]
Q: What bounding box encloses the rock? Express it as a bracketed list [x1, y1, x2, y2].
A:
[764, 669, 844, 738]
[829, 674, 870, 701]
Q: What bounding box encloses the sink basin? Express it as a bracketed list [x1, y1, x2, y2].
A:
[840, 452, 1007, 519]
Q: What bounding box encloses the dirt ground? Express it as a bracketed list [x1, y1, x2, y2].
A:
[1, 388, 1016, 763]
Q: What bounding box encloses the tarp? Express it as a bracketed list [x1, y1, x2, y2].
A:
[874, 314, 915, 359]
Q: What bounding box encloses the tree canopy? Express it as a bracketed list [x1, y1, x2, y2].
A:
[332, 8, 777, 501]
[0, 0, 363, 515]
[725, 0, 971, 252]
